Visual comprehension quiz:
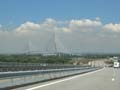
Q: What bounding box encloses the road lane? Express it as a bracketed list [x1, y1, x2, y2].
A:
[13, 68, 120, 90]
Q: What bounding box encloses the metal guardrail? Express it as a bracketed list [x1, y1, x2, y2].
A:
[0, 67, 100, 89]
[0, 62, 89, 72]
[0, 67, 91, 78]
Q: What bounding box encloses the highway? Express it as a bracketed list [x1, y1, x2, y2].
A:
[13, 68, 120, 90]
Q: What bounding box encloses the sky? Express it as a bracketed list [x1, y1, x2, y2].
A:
[0, 0, 120, 54]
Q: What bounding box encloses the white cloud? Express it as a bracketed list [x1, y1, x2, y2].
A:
[69, 19, 102, 27]
[16, 21, 40, 32]
[15, 18, 58, 33]
[103, 23, 120, 32]
[68, 19, 102, 32]
[0, 24, 2, 28]
[95, 17, 101, 21]
[41, 18, 57, 27]
[15, 18, 104, 33]
[0, 24, 2, 31]
[14, 18, 120, 37]
[39, 18, 58, 31]
[2, 18, 120, 34]
[61, 27, 71, 32]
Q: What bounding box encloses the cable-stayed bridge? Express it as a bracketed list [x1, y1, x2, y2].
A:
[23, 30, 70, 56]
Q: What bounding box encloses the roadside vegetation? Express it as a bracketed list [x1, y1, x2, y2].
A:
[0, 54, 72, 64]
[0, 54, 119, 64]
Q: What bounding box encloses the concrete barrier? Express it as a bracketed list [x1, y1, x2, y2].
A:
[0, 67, 99, 89]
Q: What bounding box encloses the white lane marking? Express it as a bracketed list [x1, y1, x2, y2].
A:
[112, 68, 116, 81]
[26, 68, 104, 90]
[112, 78, 115, 81]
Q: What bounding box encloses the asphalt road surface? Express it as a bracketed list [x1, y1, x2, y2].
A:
[13, 68, 120, 90]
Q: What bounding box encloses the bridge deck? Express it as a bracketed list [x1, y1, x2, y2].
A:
[13, 68, 120, 90]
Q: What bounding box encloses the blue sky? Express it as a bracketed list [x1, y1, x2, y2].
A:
[0, 0, 120, 25]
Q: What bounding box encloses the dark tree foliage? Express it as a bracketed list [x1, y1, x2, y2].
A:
[0, 54, 72, 64]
